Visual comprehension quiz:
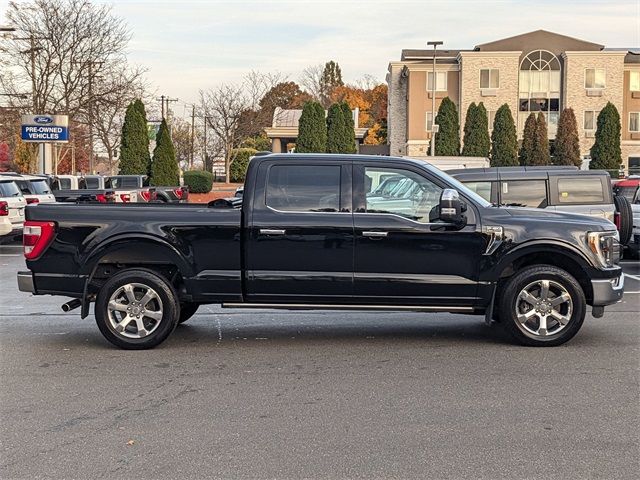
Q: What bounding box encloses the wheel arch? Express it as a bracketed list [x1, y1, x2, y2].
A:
[493, 241, 594, 303]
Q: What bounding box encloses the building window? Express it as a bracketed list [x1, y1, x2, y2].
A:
[584, 110, 599, 131]
[630, 112, 640, 133]
[480, 69, 499, 89]
[629, 157, 640, 176]
[426, 112, 434, 131]
[427, 71, 447, 91]
[518, 50, 561, 137]
[585, 68, 606, 89]
[631, 72, 640, 92]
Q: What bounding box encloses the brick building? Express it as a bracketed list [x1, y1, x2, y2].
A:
[387, 30, 640, 173]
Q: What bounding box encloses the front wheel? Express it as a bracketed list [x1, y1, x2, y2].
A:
[497, 265, 586, 347]
[95, 269, 180, 349]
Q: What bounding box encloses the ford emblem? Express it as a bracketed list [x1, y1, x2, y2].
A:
[34, 116, 53, 124]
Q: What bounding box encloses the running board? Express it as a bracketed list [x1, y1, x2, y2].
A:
[221, 303, 474, 312]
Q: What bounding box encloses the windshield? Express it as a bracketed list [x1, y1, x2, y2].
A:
[422, 163, 492, 207]
[29, 179, 51, 194]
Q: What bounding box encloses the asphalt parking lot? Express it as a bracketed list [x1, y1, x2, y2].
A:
[1, 242, 638, 480]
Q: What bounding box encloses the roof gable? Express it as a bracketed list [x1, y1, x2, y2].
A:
[475, 30, 603, 54]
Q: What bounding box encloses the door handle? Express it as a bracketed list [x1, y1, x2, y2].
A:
[362, 231, 388, 238]
[259, 229, 286, 235]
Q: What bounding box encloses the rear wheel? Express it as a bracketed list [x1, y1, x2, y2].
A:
[178, 302, 199, 324]
[614, 194, 633, 245]
[95, 269, 179, 349]
[497, 265, 586, 347]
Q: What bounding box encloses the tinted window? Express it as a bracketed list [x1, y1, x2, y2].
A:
[15, 180, 32, 194]
[84, 177, 101, 188]
[266, 165, 340, 212]
[463, 181, 492, 202]
[110, 177, 141, 188]
[364, 167, 442, 223]
[29, 179, 51, 194]
[58, 178, 71, 189]
[501, 180, 547, 207]
[0, 181, 21, 197]
[557, 177, 604, 204]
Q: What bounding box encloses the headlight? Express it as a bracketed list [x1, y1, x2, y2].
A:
[587, 230, 620, 269]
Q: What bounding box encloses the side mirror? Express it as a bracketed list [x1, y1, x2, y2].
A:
[439, 188, 467, 227]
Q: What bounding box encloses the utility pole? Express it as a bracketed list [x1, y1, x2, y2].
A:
[190, 104, 195, 169]
[157, 95, 165, 119]
[427, 40, 443, 157]
[73, 60, 103, 173]
[156, 95, 178, 122]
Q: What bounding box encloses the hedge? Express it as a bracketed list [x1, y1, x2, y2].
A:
[183, 170, 213, 194]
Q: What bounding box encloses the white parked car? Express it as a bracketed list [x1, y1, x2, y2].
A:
[0, 178, 26, 241]
[12, 174, 56, 205]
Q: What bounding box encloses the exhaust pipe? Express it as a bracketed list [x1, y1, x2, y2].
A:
[61, 299, 82, 312]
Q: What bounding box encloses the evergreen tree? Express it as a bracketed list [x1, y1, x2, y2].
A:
[529, 113, 551, 165]
[151, 119, 180, 186]
[133, 99, 152, 175]
[519, 112, 537, 165]
[432, 96, 460, 156]
[340, 101, 356, 153]
[326, 103, 346, 153]
[590, 102, 622, 172]
[119, 100, 150, 175]
[296, 101, 327, 153]
[320, 61, 343, 106]
[462, 102, 490, 157]
[490, 104, 518, 166]
[553, 108, 581, 166]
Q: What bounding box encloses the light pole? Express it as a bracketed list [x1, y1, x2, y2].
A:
[427, 40, 443, 157]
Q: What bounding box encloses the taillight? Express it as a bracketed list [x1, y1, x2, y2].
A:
[140, 190, 151, 202]
[0, 201, 8, 216]
[173, 188, 183, 199]
[27, 198, 40, 205]
[120, 193, 131, 202]
[23, 221, 56, 260]
[96, 192, 116, 203]
[614, 212, 621, 229]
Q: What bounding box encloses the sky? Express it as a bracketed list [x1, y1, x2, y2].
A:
[1, 0, 639, 120]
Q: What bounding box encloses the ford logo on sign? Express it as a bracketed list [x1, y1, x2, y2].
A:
[34, 116, 53, 124]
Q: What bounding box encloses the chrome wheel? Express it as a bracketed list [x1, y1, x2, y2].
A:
[107, 283, 163, 339]
[515, 279, 573, 337]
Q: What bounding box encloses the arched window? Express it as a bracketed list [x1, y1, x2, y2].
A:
[518, 50, 561, 136]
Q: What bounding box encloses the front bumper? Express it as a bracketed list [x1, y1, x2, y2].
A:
[591, 272, 624, 306]
[17, 271, 35, 294]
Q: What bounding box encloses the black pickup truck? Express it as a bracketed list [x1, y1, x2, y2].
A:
[17, 154, 624, 349]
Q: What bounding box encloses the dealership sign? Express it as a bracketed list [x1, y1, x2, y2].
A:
[21, 114, 69, 142]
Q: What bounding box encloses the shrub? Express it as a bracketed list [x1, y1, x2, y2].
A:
[490, 104, 518, 166]
[553, 108, 581, 166]
[462, 102, 490, 157]
[296, 101, 327, 153]
[230, 148, 257, 183]
[433, 96, 460, 156]
[151, 119, 180, 186]
[529, 112, 551, 166]
[519, 112, 537, 165]
[119, 99, 150, 175]
[183, 170, 213, 193]
[590, 102, 622, 172]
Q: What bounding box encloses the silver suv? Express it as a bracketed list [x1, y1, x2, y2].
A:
[0, 178, 26, 241]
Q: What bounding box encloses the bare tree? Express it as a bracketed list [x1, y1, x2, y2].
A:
[91, 64, 147, 174]
[199, 84, 247, 183]
[299, 64, 324, 101]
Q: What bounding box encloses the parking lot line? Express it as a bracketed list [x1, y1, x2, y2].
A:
[624, 273, 640, 281]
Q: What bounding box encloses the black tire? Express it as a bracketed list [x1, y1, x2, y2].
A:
[178, 302, 199, 324]
[95, 269, 180, 350]
[614, 194, 633, 245]
[497, 265, 586, 347]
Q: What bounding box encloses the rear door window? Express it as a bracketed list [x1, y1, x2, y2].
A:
[84, 177, 101, 189]
[266, 165, 341, 212]
[15, 180, 32, 195]
[556, 177, 604, 204]
[500, 180, 547, 207]
[462, 181, 493, 202]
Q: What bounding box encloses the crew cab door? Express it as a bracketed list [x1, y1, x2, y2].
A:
[352, 163, 485, 306]
[245, 159, 354, 302]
